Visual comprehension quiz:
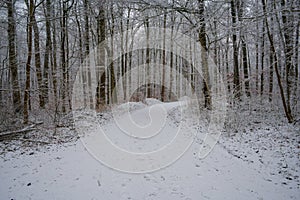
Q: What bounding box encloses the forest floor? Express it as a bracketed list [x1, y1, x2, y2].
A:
[0, 98, 299, 200]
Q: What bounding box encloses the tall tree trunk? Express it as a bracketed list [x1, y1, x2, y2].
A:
[42, 0, 51, 108]
[241, 37, 250, 97]
[127, 20, 134, 102]
[109, 5, 116, 104]
[280, 0, 293, 117]
[51, 4, 58, 107]
[60, 2, 67, 113]
[189, 33, 195, 93]
[293, 20, 299, 107]
[75, 2, 87, 108]
[32, 14, 44, 108]
[237, 0, 250, 97]
[161, 10, 167, 102]
[145, 17, 150, 98]
[169, 9, 175, 100]
[255, 1, 259, 95]
[95, 1, 106, 109]
[125, 8, 131, 102]
[7, 0, 21, 113]
[225, 32, 231, 93]
[295, 21, 299, 81]
[198, 0, 211, 109]
[268, 12, 274, 102]
[269, 44, 274, 102]
[60, 0, 73, 113]
[231, 0, 240, 100]
[24, 0, 34, 124]
[262, 0, 294, 123]
[260, 22, 265, 96]
[84, 0, 93, 109]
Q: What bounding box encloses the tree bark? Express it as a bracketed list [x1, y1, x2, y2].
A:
[84, 0, 93, 109]
[260, 22, 265, 96]
[75, 2, 87, 108]
[262, 0, 294, 123]
[95, 1, 107, 109]
[60, 0, 73, 113]
[161, 10, 167, 102]
[198, 0, 211, 109]
[51, 3, 58, 107]
[237, 1, 250, 97]
[280, 0, 293, 118]
[24, 0, 34, 124]
[32, 14, 44, 108]
[41, 0, 52, 108]
[241, 37, 250, 97]
[269, 45, 274, 102]
[255, 1, 259, 95]
[231, 0, 240, 100]
[7, 0, 21, 113]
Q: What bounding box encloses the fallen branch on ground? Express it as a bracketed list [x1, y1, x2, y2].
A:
[0, 122, 42, 141]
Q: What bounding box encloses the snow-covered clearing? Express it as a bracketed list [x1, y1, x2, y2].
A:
[0, 99, 299, 200]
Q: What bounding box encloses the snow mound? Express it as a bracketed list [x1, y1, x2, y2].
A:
[113, 101, 146, 116]
[144, 98, 162, 106]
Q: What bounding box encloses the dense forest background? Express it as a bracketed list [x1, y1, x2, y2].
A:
[0, 0, 299, 130]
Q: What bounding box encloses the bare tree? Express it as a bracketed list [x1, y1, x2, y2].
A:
[237, 1, 250, 97]
[230, 0, 240, 100]
[161, 9, 167, 102]
[24, 0, 34, 124]
[95, 0, 107, 109]
[6, 0, 21, 113]
[84, 0, 93, 109]
[31, 3, 44, 108]
[280, 0, 294, 118]
[60, 0, 74, 113]
[260, 21, 265, 96]
[41, 0, 52, 108]
[262, 0, 294, 123]
[198, 0, 211, 109]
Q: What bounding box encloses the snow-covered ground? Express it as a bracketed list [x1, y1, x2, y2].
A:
[0, 99, 299, 200]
